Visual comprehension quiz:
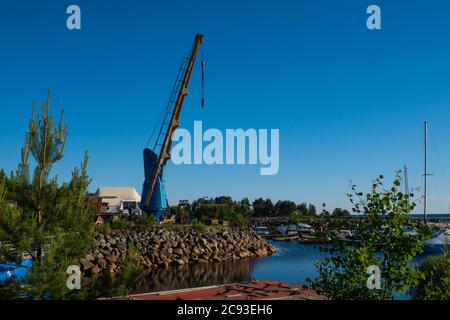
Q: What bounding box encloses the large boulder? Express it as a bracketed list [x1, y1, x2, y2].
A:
[80, 258, 95, 271]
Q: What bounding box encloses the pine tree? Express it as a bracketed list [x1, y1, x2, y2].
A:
[0, 91, 94, 299]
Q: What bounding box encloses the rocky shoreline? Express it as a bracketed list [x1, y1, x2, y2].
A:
[79, 228, 277, 277]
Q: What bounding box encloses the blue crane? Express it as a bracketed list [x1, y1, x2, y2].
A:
[140, 34, 205, 220]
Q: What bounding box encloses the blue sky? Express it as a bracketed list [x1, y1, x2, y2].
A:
[1, 0, 450, 213]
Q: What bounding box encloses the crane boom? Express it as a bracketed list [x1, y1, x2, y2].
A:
[143, 34, 204, 209]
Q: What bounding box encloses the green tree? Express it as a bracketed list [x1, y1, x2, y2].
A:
[275, 200, 297, 216]
[320, 203, 330, 216]
[237, 197, 251, 215]
[189, 196, 250, 227]
[307, 204, 317, 216]
[332, 208, 350, 217]
[214, 196, 233, 206]
[0, 91, 94, 299]
[252, 198, 274, 217]
[297, 202, 308, 216]
[310, 172, 429, 300]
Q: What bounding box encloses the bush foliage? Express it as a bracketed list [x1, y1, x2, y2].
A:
[309, 172, 430, 300]
[413, 252, 450, 300]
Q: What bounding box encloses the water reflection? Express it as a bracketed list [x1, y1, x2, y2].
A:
[133, 258, 261, 294]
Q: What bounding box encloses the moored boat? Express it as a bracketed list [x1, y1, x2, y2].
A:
[423, 228, 450, 254]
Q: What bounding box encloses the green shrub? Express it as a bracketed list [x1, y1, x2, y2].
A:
[192, 222, 207, 234]
[111, 217, 130, 230]
[413, 253, 450, 300]
[135, 215, 156, 229]
[108, 244, 140, 297]
[171, 225, 184, 232]
[84, 244, 141, 298]
[232, 213, 248, 228]
[96, 221, 111, 235]
[290, 214, 301, 224]
[310, 172, 429, 300]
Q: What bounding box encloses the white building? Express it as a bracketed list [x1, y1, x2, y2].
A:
[94, 187, 141, 214]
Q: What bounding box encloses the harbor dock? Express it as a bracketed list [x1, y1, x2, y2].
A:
[102, 280, 325, 300]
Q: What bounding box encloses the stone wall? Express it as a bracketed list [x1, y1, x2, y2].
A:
[79, 228, 277, 277]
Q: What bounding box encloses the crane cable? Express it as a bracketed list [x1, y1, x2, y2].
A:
[145, 103, 166, 147]
[201, 42, 205, 109]
[146, 40, 205, 148]
[145, 58, 186, 147]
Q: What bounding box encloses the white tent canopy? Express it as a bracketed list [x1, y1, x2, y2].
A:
[95, 187, 141, 207]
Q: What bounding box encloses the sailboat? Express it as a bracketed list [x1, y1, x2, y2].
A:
[421, 121, 450, 253]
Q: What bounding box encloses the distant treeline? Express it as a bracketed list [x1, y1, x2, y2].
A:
[170, 196, 351, 225]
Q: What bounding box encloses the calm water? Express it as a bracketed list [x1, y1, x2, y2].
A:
[132, 240, 441, 299]
[131, 241, 325, 294]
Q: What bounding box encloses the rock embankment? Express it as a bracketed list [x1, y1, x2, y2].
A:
[79, 228, 277, 277]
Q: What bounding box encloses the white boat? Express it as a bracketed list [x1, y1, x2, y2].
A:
[424, 228, 450, 253]
[404, 226, 418, 236]
[276, 224, 297, 236]
[297, 223, 314, 234]
[286, 224, 298, 236]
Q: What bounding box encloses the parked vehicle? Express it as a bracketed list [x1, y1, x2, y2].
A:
[286, 224, 298, 236]
[297, 223, 315, 235]
[275, 224, 298, 236]
[276, 224, 286, 235]
[254, 226, 270, 236]
[161, 215, 176, 224]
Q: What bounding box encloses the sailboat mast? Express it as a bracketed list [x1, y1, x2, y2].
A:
[424, 121, 428, 222]
[404, 164, 409, 203]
